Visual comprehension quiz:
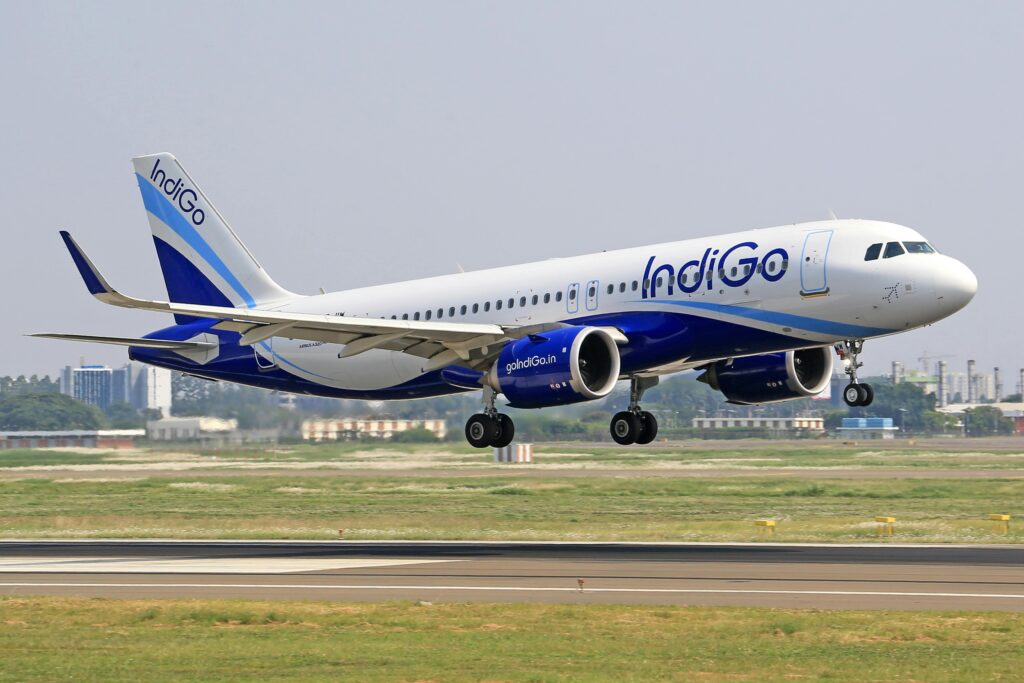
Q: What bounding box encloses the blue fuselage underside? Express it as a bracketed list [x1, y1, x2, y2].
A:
[129, 311, 811, 401]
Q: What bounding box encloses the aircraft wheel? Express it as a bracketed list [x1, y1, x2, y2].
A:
[491, 414, 515, 448]
[843, 384, 863, 407]
[859, 383, 874, 407]
[635, 411, 658, 444]
[610, 411, 641, 445]
[465, 414, 498, 448]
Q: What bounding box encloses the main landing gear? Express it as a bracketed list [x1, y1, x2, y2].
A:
[835, 339, 874, 407]
[610, 376, 660, 445]
[465, 387, 515, 448]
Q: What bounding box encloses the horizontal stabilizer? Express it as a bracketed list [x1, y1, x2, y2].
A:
[29, 333, 217, 350]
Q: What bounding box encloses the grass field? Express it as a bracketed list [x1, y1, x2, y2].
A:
[1, 597, 1022, 682]
[1, 473, 1022, 542]
[2, 441, 1023, 541]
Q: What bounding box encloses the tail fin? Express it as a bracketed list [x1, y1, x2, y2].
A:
[131, 153, 294, 312]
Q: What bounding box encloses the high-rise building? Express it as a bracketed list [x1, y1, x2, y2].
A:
[132, 363, 172, 416]
[60, 362, 172, 415]
[61, 365, 113, 409]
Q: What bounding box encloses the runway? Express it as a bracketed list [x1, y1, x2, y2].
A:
[2, 540, 1023, 611]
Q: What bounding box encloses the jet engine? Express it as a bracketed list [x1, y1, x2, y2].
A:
[485, 326, 621, 408]
[697, 347, 833, 404]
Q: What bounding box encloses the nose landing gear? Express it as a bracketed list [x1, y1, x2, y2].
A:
[610, 376, 659, 445]
[465, 387, 516, 448]
[836, 339, 874, 407]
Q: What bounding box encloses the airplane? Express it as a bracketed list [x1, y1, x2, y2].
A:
[34, 153, 978, 447]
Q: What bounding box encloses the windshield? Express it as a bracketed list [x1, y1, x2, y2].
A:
[903, 241, 936, 254]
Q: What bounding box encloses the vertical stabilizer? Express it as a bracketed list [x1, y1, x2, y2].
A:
[131, 153, 294, 311]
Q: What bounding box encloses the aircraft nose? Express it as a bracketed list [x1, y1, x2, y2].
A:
[935, 257, 977, 313]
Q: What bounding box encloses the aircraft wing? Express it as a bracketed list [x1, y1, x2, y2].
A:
[55, 231, 609, 371]
[29, 333, 218, 350]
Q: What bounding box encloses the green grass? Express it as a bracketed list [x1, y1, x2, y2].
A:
[0, 450, 116, 467]
[1, 597, 1022, 682]
[2, 475, 1022, 542]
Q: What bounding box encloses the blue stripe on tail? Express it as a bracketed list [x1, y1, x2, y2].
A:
[136, 174, 256, 308]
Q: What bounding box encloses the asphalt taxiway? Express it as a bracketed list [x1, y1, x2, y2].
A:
[2, 540, 1023, 611]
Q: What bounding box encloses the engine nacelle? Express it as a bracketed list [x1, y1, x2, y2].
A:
[698, 347, 833, 405]
[486, 326, 621, 408]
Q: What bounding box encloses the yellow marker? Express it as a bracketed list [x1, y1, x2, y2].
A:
[875, 516, 896, 537]
[989, 514, 1011, 534]
[755, 519, 776, 536]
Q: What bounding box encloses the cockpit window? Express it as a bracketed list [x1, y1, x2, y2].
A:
[864, 243, 883, 261]
[883, 242, 905, 258]
[903, 241, 935, 254]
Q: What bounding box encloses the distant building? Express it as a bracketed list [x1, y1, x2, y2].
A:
[62, 364, 113, 409]
[837, 417, 898, 439]
[0, 429, 144, 450]
[61, 362, 171, 415]
[691, 416, 824, 433]
[302, 418, 447, 441]
[147, 416, 239, 443]
[938, 403, 1024, 435]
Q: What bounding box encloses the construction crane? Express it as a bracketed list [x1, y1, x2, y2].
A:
[917, 352, 954, 375]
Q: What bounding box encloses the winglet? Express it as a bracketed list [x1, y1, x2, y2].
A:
[59, 230, 115, 297]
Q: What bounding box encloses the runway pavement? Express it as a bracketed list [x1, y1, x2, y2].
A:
[1, 540, 1023, 611]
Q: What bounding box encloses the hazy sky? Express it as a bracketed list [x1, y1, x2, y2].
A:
[2, 2, 1021, 384]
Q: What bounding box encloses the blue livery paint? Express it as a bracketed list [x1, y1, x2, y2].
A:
[60, 231, 108, 295]
[640, 299, 894, 339]
[136, 174, 257, 308]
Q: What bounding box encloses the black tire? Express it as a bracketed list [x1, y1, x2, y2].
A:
[635, 411, 658, 444]
[465, 414, 498, 448]
[843, 384, 862, 407]
[491, 414, 515, 448]
[610, 411, 641, 445]
[859, 383, 874, 407]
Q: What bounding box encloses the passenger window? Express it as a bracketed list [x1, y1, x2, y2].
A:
[531, 294, 538, 305]
[472, 303, 479, 313]
[903, 241, 935, 254]
[568, 289, 575, 300]
[643, 279, 650, 290]
[756, 263, 763, 273]
[437, 308, 443, 319]
[883, 242, 905, 258]
[484, 301, 490, 312]
[680, 273, 687, 284]
[496, 300, 502, 310]
[767, 261, 776, 273]
[607, 284, 614, 295]
[730, 266, 737, 277]
[448, 307, 455, 317]
[508, 298, 515, 308]
[631, 281, 638, 291]
[864, 243, 882, 261]
[520, 296, 526, 307]
[426, 310, 433, 320]
[556, 291, 563, 302]
[543, 293, 550, 304]
[402, 313, 409, 320]
[588, 286, 596, 297]
[460, 305, 466, 315]
[414, 312, 421, 320]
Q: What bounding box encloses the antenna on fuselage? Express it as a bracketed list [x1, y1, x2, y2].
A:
[827, 208, 838, 220]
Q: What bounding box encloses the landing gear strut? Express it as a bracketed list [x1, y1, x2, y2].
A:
[610, 376, 659, 445]
[835, 339, 873, 407]
[465, 387, 515, 448]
